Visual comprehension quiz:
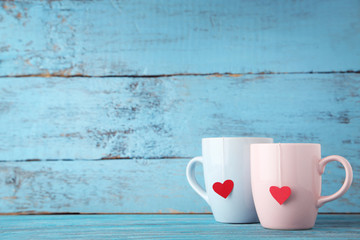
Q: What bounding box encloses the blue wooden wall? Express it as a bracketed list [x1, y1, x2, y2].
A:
[0, 0, 359, 213]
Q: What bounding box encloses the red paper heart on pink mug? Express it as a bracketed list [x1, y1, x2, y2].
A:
[270, 186, 291, 205]
[213, 180, 234, 199]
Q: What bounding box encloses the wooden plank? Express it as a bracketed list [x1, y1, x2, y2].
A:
[1, 0, 359, 76]
[0, 159, 209, 213]
[0, 160, 358, 213]
[0, 74, 359, 161]
[0, 214, 359, 239]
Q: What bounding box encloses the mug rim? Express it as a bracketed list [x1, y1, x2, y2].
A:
[202, 137, 273, 141]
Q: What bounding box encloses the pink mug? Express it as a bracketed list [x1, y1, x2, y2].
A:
[250, 143, 353, 230]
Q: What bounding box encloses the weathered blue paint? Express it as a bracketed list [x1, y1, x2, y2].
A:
[0, 0, 359, 214]
[0, 74, 359, 161]
[0, 159, 208, 213]
[0, 159, 358, 213]
[0, 214, 359, 239]
[0, 74, 359, 213]
[0, 0, 359, 76]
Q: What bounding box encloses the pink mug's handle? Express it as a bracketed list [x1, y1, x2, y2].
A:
[317, 155, 353, 208]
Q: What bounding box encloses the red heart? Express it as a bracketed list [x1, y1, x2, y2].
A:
[270, 186, 291, 205]
[212, 180, 234, 199]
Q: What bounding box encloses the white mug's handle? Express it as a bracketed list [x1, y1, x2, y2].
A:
[186, 156, 210, 205]
[317, 155, 353, 208]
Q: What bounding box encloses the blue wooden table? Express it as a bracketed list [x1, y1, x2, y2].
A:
[0, 214, 359, 239]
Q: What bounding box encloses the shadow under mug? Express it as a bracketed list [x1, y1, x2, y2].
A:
[186, 137, 273, 223]
[251, 143, 353, 230]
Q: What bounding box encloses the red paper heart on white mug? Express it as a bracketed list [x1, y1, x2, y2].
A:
[213, 180, 234, 199]
[270, 186, 291, 205]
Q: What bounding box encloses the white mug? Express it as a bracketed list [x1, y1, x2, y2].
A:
[186, 137, 273, 223]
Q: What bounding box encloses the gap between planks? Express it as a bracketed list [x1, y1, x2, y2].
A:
[0, 70, 360, 79]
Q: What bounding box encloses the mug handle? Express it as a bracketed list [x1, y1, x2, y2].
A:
[186, 156, 210, 205]
[317, 155, 353, 208]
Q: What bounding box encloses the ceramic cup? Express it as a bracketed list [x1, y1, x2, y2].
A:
[251, 143, 353, 230]
[186, 137, 273, 223]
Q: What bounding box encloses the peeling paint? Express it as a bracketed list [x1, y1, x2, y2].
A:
[210, 73, 223, 78]
[228, 73, 243, 77]
[53, 44, 60, 52]
[168, 209, 182, 214]
[0, 45, 11, 52]
[57, 14, 66, 23]
[24, 59, 33, 66]
[2, 196, 18, 200]
[60, 132, 83, 139]
[242, 75, 265, 82]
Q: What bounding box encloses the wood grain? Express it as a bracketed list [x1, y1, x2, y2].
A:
[0, 159, 358, 213]
[0, 0, 359, 214]
[0, 74, 359, 213]
[0, 0, 359, 76]
[0, 74, 359, 161]
[0, 159, 209, 214]
[0, 214, 359, 239]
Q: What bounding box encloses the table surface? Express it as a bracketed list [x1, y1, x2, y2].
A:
[0, 214, 359, 239]
[0, 214, 360, 240]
